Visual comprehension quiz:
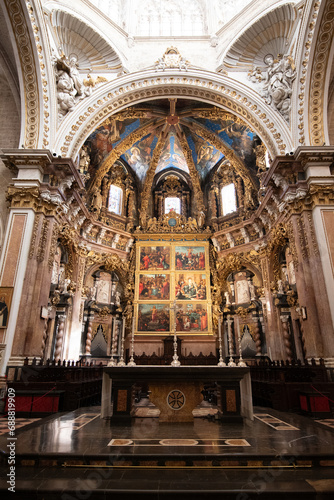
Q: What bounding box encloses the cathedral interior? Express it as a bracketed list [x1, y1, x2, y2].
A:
[0, 0, 334, 498]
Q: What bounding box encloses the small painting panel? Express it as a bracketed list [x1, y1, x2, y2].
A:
[175, 303, 208, 332]
[175, 246, 205, 270]
[138, 304, 170, 332]
[0, 287, 13, 328]
[175, 273, 207, 300]
[139, 274, 170, 300]
[139, 246, 170, 271]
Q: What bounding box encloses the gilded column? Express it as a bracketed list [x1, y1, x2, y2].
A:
[85, 314, 94, 356]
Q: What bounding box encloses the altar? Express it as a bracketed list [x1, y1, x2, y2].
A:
[101, 366, 253, 423]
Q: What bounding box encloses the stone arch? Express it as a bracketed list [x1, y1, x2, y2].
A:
[53, 69, 293, 161]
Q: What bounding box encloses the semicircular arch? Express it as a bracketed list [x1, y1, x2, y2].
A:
[53, 69, 293, 161]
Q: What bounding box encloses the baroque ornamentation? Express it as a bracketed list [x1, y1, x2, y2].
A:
[297, 1, 320, 145]
[37, 219, 50, 263]
[309, 0, 334, 145]
[64, 80, 286, 161]
[89, 122, 154, 194]
[155, 47, 190, 71]
[249, 54, 296, 122]
[5, 0, 39, 148]
[48, 223, 60, 270]
[55, 54, 92, 120]
[29, 215, 41, 259]
[140, 133, 166, 227]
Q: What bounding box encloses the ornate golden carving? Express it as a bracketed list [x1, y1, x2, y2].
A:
[96, 306, 112, 318]
[286, 221, 298, 269]
[6, 186, 60, 216]
[309, 1, 334, 145]
[307, 212, 320, 256]
[5, 0, 39, 148]
[178, 133, 205, 215]
[297, 217, 308, 260]
[162, 176, 182, 196]
[140, 132, 166, 226]
[37, 219, 50, 262]
[48, 223, 59, 270]
[216, 253, 244, 281]
[29, 214, 41, 259]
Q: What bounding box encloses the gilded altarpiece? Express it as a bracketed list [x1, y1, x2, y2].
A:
[135, 238, 212, 335]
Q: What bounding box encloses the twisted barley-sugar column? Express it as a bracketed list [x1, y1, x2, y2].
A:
[85, 314, 94, 355]
[55, 315, 66, 361]
[254, 321, 262, 355]
[281, 315, 293, 362]
[40, 317, 49, 359]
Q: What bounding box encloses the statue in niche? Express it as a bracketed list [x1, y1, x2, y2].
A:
[236, 279, 250, 304]
[262, 54, 296, 121]
[224, 291, 231, 306]
[277, 279, 284, 295]
[51, 246, 62, 285]
[115, 291, 121, 308]
[248, 53, 296, 122]
[197, 210, 206, 229]
[91, 187, 103, 213]
[248, 279, 256, 300]
[88, 285, 97, 301]
[96, 276, 111, 304]
[55, 53, 91, 119]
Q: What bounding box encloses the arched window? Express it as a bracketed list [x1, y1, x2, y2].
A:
[108, 185, 123, 215]
[165, 196, 181, 214]
[221, 183, 237, 216]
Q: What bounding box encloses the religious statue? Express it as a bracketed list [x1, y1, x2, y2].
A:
[248, 280, 256, 300]
[249, 54, 296, 122]
[224, 291, 231, 306]
[55, 53, 91, 119]
[91, 187, 103, 213]
[277, 279, 284, 294]
[79, 145, 90, 176]
[262, 54, 296, 121]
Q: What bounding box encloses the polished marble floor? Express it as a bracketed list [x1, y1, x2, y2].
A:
[0, 406, 334, 499]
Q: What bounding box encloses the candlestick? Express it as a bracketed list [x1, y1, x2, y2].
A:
[117, 318, 126, 366]
[171, 300, 180, 367]
[217, 315, 226, 367]
[108, 316, 117, 366]
[236, 320, 247, 367]
[227, 315, 236, 367]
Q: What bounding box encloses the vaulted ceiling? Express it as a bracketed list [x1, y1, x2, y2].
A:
[82, 99, 260, 195]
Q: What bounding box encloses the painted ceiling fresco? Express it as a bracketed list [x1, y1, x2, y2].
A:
[81, 100, 258, 189]
[186, 132, 224, 179]
[195, 118, 256, 172]
[121, 133, 158, 183]
[155, 132, 189, 175]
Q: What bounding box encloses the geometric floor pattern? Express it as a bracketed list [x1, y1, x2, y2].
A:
[315, 419, 334, 430]
[0, 418, 41, 435]
[254, 413, 300, 430]
[108, 438, 251, 447]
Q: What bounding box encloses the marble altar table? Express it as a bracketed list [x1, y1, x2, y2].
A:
[101, 366, 253, 422]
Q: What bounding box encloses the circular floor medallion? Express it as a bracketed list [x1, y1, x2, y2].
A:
[167, 390, 185, 410]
